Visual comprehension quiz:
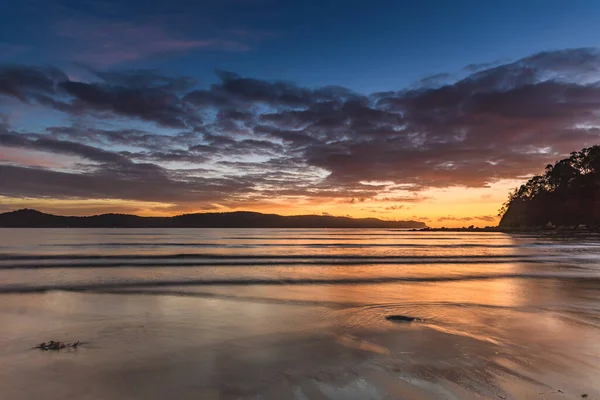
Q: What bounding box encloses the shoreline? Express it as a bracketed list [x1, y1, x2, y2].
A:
[412, 226, 600, 233]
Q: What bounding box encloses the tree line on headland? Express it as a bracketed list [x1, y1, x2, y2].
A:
[499, 145, 600, 228]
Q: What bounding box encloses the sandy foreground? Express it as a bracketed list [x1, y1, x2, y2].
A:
[0, 284, 599, 400]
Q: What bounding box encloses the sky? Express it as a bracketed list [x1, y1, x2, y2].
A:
[2, 0, 600, 227]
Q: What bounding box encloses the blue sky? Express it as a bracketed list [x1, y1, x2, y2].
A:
[3, 0, 600, 92]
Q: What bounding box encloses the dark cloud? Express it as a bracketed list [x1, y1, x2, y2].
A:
[123, 150, 210, 164]
[463, 58, 509, 73]
[3, 48, 600, 206]
[374, 196, 429, 202]
[185, 71, 362, 110]
[0, 164, 253, 204]
[60, 80, 196, 128]
[217, 109, 254, 122]
[385, 205, 407, 210]
[0, 65, 201, 128]
[46, 127, 198, 152]
[305, 48, 600, 188]
[214, 70, 315, 107]
[412, 72, 454, 89]
[0, 133, 129, 164]
[184, 89, 235, 109]
[0, 65, 67, 102]
[190, 134, 284, 158]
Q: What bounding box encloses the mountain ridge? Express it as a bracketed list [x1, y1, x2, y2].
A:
[0, 209, 427, 229]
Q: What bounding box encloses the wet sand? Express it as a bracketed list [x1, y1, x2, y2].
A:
[1, 280, 600, 400]
[1, 229, 600, 399]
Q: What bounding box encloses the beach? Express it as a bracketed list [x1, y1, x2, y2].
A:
[1, 229, 599, 399]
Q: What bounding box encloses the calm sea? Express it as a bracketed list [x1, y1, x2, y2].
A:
[1, 229, 600, 399]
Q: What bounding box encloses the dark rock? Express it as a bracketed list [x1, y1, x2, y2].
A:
[34, 340, 82, 351]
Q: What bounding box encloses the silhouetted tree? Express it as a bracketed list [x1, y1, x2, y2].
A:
[499, 146, 600, 227]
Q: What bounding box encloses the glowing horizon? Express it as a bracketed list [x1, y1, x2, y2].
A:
[0, 179, 526, 228]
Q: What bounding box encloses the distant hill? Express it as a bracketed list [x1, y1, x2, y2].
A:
[499, 145, 600, 228]
[0, 209, 427, 229]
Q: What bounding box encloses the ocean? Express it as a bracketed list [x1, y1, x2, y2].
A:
[1, 228, 599, 399]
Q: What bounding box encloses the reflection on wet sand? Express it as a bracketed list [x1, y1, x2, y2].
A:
[1, 229, 600, 398]
[1, 277, 599, 399]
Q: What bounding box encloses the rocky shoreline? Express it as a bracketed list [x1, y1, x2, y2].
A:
[412, 225, 600, 233]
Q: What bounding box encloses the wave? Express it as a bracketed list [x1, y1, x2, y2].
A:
[33, 242, 525, 248]
[0, 259, 564, 269]
[0, 253, 533, 261]
[222, 236, 486, 240]
[1, 272, 598, 294]
[0, 254, 568, 269]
